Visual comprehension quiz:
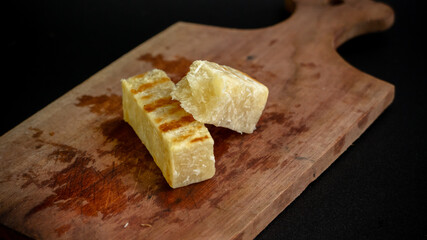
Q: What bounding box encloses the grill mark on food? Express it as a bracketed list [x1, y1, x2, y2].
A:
[131, 77, 169, 94]
[143, 97, 178, 112]
[155, 117, 163, 123]
[159, 115, 196, 132]
[168, 104, 184, 115]
[170, 124, 205, 143]
[172, 134, 192, 143]
[141, 94, 152, 100]
[190, 135, 209, 143]
[132, 73, 146, 79]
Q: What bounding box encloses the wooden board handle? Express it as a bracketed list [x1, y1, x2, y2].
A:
[282, 0, 394, 48]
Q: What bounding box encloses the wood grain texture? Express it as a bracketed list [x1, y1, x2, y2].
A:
[0, 0, 394, 239]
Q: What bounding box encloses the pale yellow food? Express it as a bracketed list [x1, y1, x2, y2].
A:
[171, 60, 269, 134]
[121, 69, 215, 188]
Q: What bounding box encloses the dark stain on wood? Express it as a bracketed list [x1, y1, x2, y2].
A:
[29, 127, 43, 138]
[246, 156, 265, 170]
[256, 103, 289, 129]
[24, 149, 131, 219]
[137, 53, 193, 83]
[201, 162, 238, 209]
[260, 112, 287, 125]
[247, 154, 280, 172]
[246, 55, 255, 60]
[223, 169, 239, 182]
[294, 154, 309, 161]
[266, 138, 278, 149]
[300, 62, 317, 68]
[75, 94, 121, 116]
[258, 110, 308, 138]
[98, 117, 152, 164]
[151, 183, 213, 220]
[143, 208, 182, 226]
[328, 0, 344, 6]
[237, 148, 251, 162]
[358, 111, 370, 129]
[21, 170, 42, 189]
[233, 232, 244, 240]
[23, 122, 155, 220]
[334, 136, 346, 155]
[284, 122, 309, 137]
[280, 158, 291, 168]
[54, 224, 71, 237]
[47, 149, 76, 163]
[207, 125, 240, 160]
[268, 39, 277, 46]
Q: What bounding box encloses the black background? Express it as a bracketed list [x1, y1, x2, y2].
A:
[2, 0, 426, 239]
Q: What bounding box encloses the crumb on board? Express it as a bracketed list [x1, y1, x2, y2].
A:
[141, 223, 152, 228]
[124, 222, 129, 228]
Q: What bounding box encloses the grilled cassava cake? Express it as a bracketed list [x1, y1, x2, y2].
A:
[121, 69, 215, 188]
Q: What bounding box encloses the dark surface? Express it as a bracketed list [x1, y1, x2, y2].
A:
[2, 0, 426, 239]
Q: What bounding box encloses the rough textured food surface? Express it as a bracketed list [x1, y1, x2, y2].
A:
[122, 69, 215, 188]
[171, 60, 269, 133]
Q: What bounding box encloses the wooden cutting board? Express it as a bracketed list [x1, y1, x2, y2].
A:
[0, 0, 394, 239]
